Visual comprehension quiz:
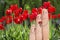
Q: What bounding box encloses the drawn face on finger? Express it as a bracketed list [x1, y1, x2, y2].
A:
[36, 14, 42, 25]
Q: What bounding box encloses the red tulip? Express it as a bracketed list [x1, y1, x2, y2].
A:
[19, 15, 23, 22]
[14, 16, 23, 24]
[32, 8, 38, 13]
[32, 8, 38, 18]
[48, 14, 52, 20]
[22, 10, 29, 20]
[0, 16, 6, 23]
[23, 10, 28, 13]
[14, 8, 22, 17]
[48, 6, 56, 13]
[14, 17, 20, 24]
[2, 16, 6, 20]
[38, 7, 42, 14]
[52, 15, 57, 19]
[5, 16, 13, 24]
[14, 9, 20, 17]
[14, 9, 20, 14]
[0, 19, 3, 23]
[30, 13, 37, 22]
[32, 12, 37, 18]
[0, 24, 5, 30]
[5, 9, 12, 16]
[1, 16, 7, 23]
[19, 7, 22, 13]
[43, 2, 51, 8]
[5, 16, 13, 20]
[8, 16, 13, 19]
[30, 14, 34, 22]
[57, 14, 60, 18]
[6, 19, 12, 24]
[10, 4, 18, 12]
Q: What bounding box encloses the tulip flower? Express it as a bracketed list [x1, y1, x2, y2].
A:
[43, 2, 51, 8]
[14, 8, 22, 17]
[14, 9, 20, 17]
[22, 10, 29, 21]
[2, 16, 6, 21]
[8, 16, 13, 19]
[6, 19, 12, 24]
[14, 16, 23, 24]
[57, 14, 60, 18]
[30, 13, 37, 22]
[0, 19, 3, 23]
[32, 8, 38, 13]
[48, 6, 56, 13]
[5, 9, 12, 16]
[5, 16, 13, 24]
[1, 16, 7, 24]
[14, 17, 20, 24]
[19, 7, 22, 13]
[0, 24, 5, 30]
[10, 4, 18, 12]
[0, 16, 6, 23]
[52, 15, 57, 19]
[32, 8, 38, 18]
[38, 7, 42, 14]
[48, 14, 52, 20]
[30, 14, 34, 22]
[32, 8, 38, 19]
[32, 12, 37, 18]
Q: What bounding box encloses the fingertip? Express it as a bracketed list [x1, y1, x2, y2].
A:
[42, 9, 48, 11]
[36, 14, 42, 24]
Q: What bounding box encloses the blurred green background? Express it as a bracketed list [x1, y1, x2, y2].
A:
[0, 0, 60, 17]
[0, 0, 42, 18]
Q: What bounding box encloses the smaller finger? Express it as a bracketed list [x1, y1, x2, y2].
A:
[29, 24, 36, 40]
[36, 14, 42, 26]
[36, 14, 42, 40]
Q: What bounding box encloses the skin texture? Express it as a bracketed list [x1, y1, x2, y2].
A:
[30, 24, 36, 40]
[35, 14, 42, 40]
[42, 9, 49, 40]
[29, 9, 49, 40]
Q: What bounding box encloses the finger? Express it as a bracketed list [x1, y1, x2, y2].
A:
[35, 14, 42, 40]
[29, 24, 36, 40]
[42, 9, 49, 40]
[36, 14, 42, 26]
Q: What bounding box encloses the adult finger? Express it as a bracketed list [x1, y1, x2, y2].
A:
[29, 24, 36, 40]
[35, 14, 42, 40]
[42, 9, 49, 40]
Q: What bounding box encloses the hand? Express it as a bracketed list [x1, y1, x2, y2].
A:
[30, 9, 49, 40]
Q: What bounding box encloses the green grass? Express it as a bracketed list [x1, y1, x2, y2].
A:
[0, 21, 60, 40]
